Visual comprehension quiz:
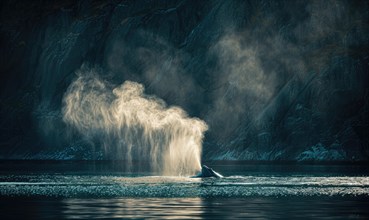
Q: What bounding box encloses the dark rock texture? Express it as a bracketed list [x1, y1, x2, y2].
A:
[1, 0, 368, 161]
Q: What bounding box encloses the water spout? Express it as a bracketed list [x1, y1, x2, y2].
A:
[62, 71, 208, 176]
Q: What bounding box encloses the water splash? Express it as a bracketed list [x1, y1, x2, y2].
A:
[62, 69, 207, 176]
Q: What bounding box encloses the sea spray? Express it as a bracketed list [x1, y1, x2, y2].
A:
[62, 69, 207, 176]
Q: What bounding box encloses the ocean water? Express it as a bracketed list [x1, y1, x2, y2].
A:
[0, 161, 368, 219]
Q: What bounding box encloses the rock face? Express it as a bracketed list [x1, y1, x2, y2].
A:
[0, 0, 368, 161]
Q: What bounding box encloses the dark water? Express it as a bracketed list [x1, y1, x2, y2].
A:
[1, 161, 369, 219]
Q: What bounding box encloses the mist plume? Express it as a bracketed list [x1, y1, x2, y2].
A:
[62, 68, 208, 176]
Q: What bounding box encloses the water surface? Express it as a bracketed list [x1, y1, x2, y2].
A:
[0, 161, 368, 219]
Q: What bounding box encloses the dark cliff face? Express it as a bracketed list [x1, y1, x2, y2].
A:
[0, 0, 368, 161]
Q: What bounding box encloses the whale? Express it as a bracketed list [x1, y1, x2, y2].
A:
[192, 165, 223, 178]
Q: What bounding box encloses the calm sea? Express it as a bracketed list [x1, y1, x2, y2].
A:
[1, 161, 368, 219]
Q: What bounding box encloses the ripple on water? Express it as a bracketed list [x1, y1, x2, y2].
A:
[0, 175, 369, 198]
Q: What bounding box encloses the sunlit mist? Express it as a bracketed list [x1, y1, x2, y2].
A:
[62, 68, 208, 176]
